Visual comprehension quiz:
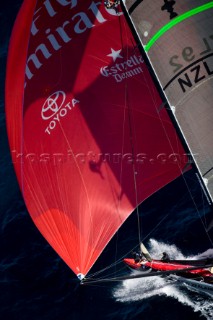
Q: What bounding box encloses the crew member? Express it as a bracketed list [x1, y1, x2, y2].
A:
[132, 251, 142, 263]
[161, 252, 170, 262]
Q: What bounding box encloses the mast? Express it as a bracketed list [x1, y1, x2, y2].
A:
[121, 0, 213, 205]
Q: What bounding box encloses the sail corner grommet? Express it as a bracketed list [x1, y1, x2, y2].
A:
[203, 178, 208, 186]
[77, 273, 85, 281]
[171, 106, 176, 113]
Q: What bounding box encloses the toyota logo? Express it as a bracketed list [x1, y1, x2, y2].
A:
[41, 91, 66, 120]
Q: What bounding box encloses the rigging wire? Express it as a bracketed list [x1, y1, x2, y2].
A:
[131, 30, 213, 247]
[84, 1, 213, 281]
[117, 3, 142, 248]
[85, 7, 143, 279]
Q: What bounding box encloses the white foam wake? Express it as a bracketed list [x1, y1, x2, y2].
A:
[113, 239, 213, 319]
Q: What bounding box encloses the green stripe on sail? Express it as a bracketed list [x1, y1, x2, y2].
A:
[144, 2, 213, 52]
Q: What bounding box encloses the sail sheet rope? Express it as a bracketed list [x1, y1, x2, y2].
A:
[119, 13, 142, 248]
[80, 11, 143, 280]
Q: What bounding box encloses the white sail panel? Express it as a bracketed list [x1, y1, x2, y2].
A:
[123, 0, 213, 203]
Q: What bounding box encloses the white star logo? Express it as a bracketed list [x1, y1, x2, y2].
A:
[107, 48, 123, 62]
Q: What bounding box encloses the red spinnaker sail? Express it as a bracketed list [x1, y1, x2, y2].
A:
[5, 0, 188, 278]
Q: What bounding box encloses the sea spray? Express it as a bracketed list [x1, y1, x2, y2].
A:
[113, 239, 213, 319]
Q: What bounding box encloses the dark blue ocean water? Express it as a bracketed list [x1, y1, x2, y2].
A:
[1, 2, 213, 319]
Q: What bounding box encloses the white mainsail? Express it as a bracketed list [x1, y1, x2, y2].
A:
[122, 0, 213, 204]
